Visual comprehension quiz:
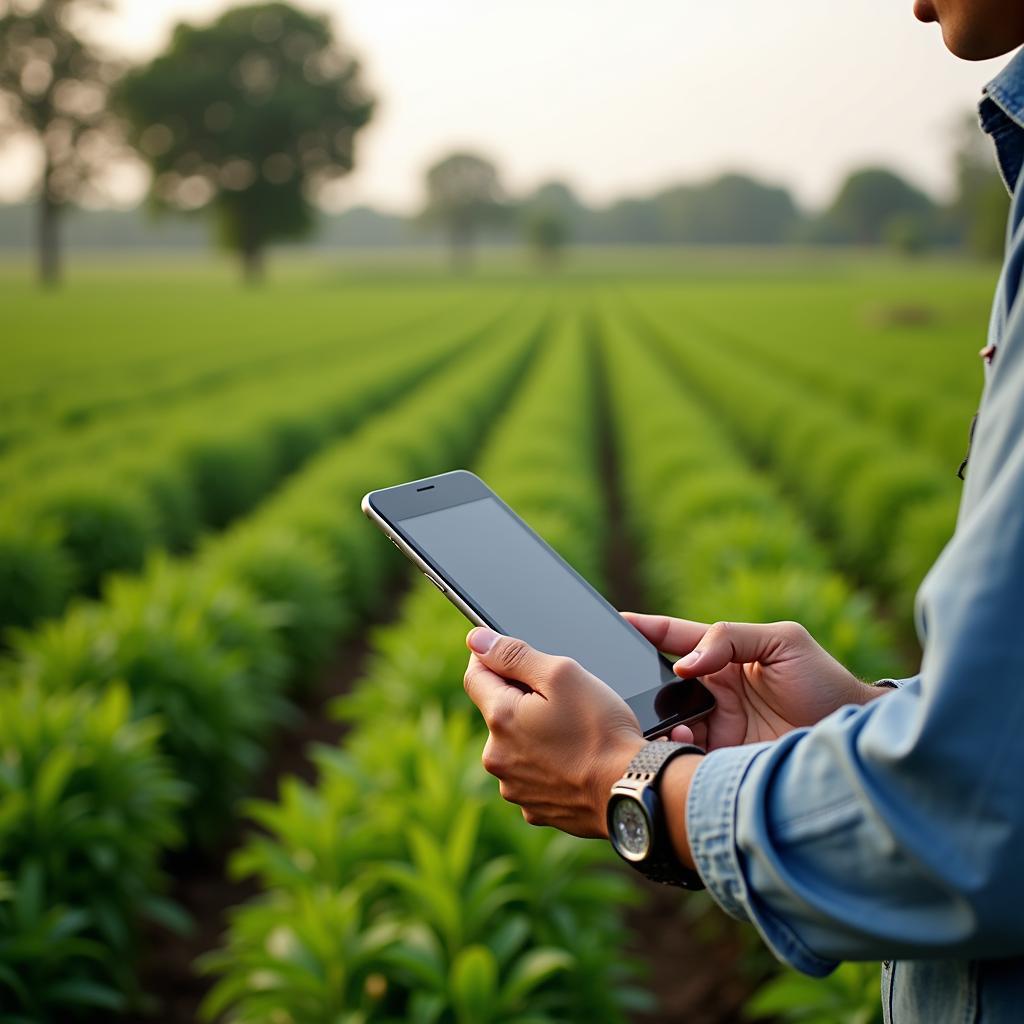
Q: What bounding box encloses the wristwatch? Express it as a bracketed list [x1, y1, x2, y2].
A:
[607, 740, 706, 889]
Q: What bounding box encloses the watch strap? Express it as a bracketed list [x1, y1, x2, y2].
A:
[620, 739, 705, 786]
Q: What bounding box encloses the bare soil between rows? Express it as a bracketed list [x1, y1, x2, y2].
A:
[593, 333, 764, 1023]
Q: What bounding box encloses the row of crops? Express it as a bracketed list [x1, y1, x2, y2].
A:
[0, 295, 512, 631]
[0, 267, 988, 1021]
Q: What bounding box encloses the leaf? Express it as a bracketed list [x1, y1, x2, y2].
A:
[748, 972, 835, 1018]
[383, 941, 446, 990]
[0, 964, 31, 1006]
[499, 948, 573, 1010]
[46, 977, 126, 1010]
[445, 800, 481, 884]
[450, 944, 498, 1024]
[47, 907, 93, 942]
[486, 914, 530, 968]
[140, 893, 193, 937]
[408, 824, 448, 885]
[407, 990, 446, 1024]
[12, 860, 43, 930]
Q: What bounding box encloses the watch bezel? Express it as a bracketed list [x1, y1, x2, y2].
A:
[607, 788, 656, 863]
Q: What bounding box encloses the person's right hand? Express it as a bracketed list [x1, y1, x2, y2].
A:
[622, 613, 887, 751]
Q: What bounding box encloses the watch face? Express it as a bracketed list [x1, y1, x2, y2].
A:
[611, 797, 650, 860]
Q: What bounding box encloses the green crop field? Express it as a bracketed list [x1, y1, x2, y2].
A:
[0, 253, 997, 1022]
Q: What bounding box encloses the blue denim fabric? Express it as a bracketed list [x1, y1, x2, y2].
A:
[685, 47, 1024, 1024]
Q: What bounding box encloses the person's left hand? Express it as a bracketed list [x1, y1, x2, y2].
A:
[463, 627, 647, 838]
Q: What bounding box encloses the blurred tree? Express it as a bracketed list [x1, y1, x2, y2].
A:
[522, 180, 577, 269]
[578, 173, 799, 245]
[0, 0, 119, 287]
[655, 173, 799, 244]
[525, 207, 569, 270]
[421, 151, 505, 272]
[114, 2, 374, 283]
[588, 195, 664, 245]
[825, 166, 936, 245]
[952, 112, 1009, 260]
[884, 211, 930, 257]
[527, 180, 585, 228]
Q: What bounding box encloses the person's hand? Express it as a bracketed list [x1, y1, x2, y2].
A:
[623, 613, 885, 750]
[462, 627, 647, 838]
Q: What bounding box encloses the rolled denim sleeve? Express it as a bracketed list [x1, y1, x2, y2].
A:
[685, 403, 1024, 976]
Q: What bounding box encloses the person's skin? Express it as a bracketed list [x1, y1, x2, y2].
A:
[913, 0, 1024, 61]
[463, 618, 887, 867]
[462, 1, 1024, 872]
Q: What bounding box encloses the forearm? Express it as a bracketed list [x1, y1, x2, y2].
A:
[660, 681, 889, 873]
[661, 753, 703, 871]
[685, 679, 1024, 973]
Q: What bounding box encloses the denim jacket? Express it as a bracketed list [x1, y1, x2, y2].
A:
[685, 47, 1024, 1023]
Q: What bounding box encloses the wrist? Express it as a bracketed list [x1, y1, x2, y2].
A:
[854, 680, 895, 704]
[595, 735, 647, 839]
[660, 753, 703, 871]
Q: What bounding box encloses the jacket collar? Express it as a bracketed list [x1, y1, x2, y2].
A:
[980, 47, 1024, 193]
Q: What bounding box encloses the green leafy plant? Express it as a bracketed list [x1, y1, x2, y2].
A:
[14, 560, 288, 844]
[32, 477, 160, 595]
[0, 681, 186, 1018]
[209, 529, 345, 681]
[748, 962, 883, 1024]
[0, 517, 73, 637]
[602, 311, 900, 681]
[628, 297, 960, 613]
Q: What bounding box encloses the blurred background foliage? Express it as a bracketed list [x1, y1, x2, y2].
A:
[0, 0, 1012, 284]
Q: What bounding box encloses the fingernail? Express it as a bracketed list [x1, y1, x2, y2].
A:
[468, 627, 499, 654]
[675, 649, 701, 670]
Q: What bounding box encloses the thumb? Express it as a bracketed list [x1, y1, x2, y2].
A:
[466, 627, 549, 692]
[672, 620, 779, 678]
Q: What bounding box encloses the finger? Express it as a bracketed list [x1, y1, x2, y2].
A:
[466, 628, 556, 693]
[463, 655, 521, 729]
[669, 723, 695, 743]
[621, 612, 709, 656]
[672, 620, 780, 678]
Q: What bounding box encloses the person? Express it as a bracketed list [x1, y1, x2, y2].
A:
[461, 4, 1024, 1021]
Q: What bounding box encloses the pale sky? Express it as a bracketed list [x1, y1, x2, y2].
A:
[0, 0, 1010, 213]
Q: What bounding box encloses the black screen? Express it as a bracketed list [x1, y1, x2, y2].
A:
[399, 496, 677, 700]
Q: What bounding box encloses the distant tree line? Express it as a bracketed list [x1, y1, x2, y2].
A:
[0, 0, 1010, 284]
[416, 147, 1009, 271]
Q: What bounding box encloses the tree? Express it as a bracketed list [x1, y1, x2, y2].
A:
[525, 207, 568, 270]
[655, 173, 799, 244]
[951, 112, 1009, 260]
[422, 151, 505, 272]
[0, 0, 119, 287]
[522, 180, 577, 269]
[824, 166, 936, 245]
[526, 180, 585, 229]
[114, 2, 374, 283]
[884, 211, 930, 257]
[588, 195, 664, 245]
